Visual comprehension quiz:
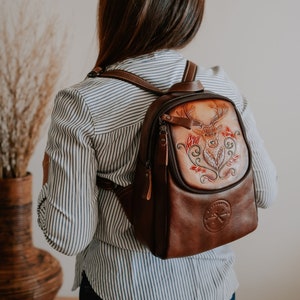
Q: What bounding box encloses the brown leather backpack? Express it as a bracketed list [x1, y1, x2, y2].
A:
[90, 61, 258, 259]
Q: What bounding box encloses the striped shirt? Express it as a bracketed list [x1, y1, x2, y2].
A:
[37, 50, 277, 300]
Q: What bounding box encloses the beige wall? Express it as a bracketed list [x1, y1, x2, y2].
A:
[6, 0, 299, 298]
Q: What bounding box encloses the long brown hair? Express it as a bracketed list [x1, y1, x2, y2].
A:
[95, 0, 205, 69]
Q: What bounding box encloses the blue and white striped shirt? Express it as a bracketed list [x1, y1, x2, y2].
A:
[38, 50, 277, 300]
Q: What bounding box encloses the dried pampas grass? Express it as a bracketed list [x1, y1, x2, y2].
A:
[0, 0, 67, 178]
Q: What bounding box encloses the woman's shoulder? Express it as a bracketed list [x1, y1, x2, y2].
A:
[56, 74, 139, 110]
[197, 65, 246, 112]
[197, 65, 238, 94]
[65, 76, 120, 99]
[54, 72, 156, 133]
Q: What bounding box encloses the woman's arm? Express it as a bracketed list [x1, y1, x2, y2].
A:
[38, 88, 98, 256]
[241, 98, 278, 208]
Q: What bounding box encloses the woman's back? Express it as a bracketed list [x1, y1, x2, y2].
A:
[38, 49, 276, 299]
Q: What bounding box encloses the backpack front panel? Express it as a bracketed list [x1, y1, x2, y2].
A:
[167, 98, 249, 190]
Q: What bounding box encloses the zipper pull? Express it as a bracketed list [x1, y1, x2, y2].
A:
[146, 168, 152, 201]
[159, 123, 168, 167]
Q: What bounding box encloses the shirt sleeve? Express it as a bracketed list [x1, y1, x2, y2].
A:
[240, 97, 278, 208]
[37, 88, 98, 256]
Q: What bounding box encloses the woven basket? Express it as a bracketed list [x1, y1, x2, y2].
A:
[0, 173, 62, 299]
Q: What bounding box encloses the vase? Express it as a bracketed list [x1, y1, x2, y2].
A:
[0, 173, 63, 300]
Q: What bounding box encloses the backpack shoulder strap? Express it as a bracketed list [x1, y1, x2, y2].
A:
[88, 61, 203, 94]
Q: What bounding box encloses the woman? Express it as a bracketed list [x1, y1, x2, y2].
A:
[38, 0, 277, 299]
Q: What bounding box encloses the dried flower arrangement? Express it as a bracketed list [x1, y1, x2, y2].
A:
[0, 0, 66, 179]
